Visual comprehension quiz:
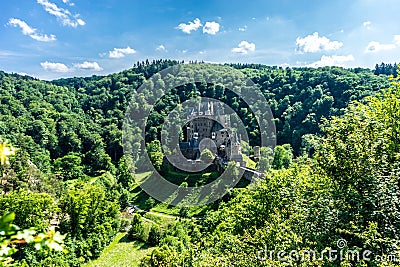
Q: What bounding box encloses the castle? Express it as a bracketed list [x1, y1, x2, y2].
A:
[179, 101, 244, 165]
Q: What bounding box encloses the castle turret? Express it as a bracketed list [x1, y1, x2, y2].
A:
[230, 132, 243, 166]
[253, 146, 260, 162]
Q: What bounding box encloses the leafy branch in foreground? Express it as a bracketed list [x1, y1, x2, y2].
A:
[0, 212, 66, 266]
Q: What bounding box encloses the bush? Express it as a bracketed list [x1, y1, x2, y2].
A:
[118, 188, 130, 209]
[178, 207, 189, 218]
[128, 214, 144, 241]
[147, 224, 162, 246]
[145, 197, 155, 209]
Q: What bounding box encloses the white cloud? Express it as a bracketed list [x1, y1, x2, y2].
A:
[238, 26, 247, 32]
[73, 61, 103, 71]
[37, 0, 85, 27]
[296, 32, 343, 53]
[176, 18, 202, 34]
[365, 41, 396, 53]
[8, 18, 35, 35]
[365, 35, 400, 53]
[41, 61, 103, 72]
[203, 21, 220, 35]
[40, 61, 70, 72]
[7, 18, 56, 42]
[308, 54, 355, 67]
[108, 46, 136, 58]
[393, 35, 400, 46]
[155, 45, 166, 52]
[29, 33, 56, 42]
[62, 0, 75, 6]
[231, 41, 256, 54]
[17, 72, 28, 76]
[363, 21, 372, 29]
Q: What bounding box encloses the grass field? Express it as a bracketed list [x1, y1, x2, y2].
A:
[130, 170, 216, 217]
[130, 165, 250, 218]
[83, 233, 153, 267]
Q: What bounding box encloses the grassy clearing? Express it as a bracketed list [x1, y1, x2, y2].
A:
[150, 202, 211, 218]
[162, 168, 220, 187]
[130, 170, 215, 217]
[83, 232, 153, 267]
[129, 167, 248, 218]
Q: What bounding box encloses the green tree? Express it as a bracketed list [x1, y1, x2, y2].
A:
[59, 182, 120, 239]
[0, 190, 59, 232]
[257, 147, 274, 173]
[315, 81, 400, 251]
[145, 197, 156, 209]
[128, 214, 144, 241]
[147, 224, 162, 246]
[116, 156, 134, 188]
[146, 140, 164, 171]
[53, 152, 84, 181]
[272, 144, 293, 169]
[200, 148, 214, 162]
[178, 206, 189, 218]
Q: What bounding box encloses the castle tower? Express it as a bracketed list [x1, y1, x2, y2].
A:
[186, 126, 191, 142]
[231, 143, 241, 156]
[230, 132, 243, 166]
[253, 146, 260, 158]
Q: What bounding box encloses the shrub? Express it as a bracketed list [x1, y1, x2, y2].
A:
[128, 214, 144, 241]
[147, 224, 162, 246]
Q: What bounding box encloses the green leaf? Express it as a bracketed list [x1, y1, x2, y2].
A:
[0, 212, 15, 224]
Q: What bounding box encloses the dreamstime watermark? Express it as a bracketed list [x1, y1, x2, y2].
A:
[257, 239, 399, 263]
[122, 63, 276, 207]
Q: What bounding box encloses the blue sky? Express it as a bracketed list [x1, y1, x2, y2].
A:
[1, 0, 400, 80]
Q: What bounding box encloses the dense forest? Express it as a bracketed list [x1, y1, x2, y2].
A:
[0, 60, 399, 266]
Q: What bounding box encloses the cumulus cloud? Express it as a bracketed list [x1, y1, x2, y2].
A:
[73, 61, 102, 71]
[176, 18, 202, 34]
[41, 61, 103, 72]
[365, 41, 396, 53]
[40, 61, 70, 72]
[231, 41, 255, 54]
[296, 32, 343, 53]
[365, 35, 400, 53]
[363, 21, 372, 29]
[37, 0, 85, 27]
[203, 21, 220, 35]
[308, 54, 355, 67]
[394, 35, 400, 46]
[17, 72, 29, 76]
[7, 18, 56, 42]
[108, 46, 136, 58]
[238, 26, 247, 32]
[62, 0, 74, 6]
[156, 45, 166, 52]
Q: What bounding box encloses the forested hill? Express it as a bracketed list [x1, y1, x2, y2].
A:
[0, 60, 391, 175]
[52, 61, 391, 156]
